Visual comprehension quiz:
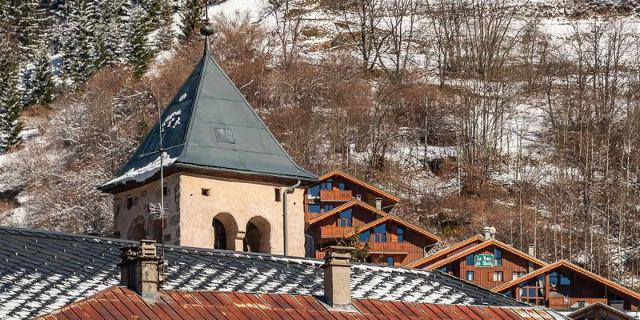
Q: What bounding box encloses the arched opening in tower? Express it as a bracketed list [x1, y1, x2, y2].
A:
[244, 216, 271, 253]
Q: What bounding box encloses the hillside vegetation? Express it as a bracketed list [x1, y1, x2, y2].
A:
[0, 0, 639, 289]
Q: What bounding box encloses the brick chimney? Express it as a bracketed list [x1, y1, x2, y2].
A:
[119, 239, 160, 301]
[322, 246, 354, 309]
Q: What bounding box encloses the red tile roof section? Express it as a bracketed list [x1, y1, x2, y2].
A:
[35, 286, 562, 320]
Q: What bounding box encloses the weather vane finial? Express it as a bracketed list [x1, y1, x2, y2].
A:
[201, 1, 214, 55]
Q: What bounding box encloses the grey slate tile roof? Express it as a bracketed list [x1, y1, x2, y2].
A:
[99, 47, 316, 191]
[0, 226, 522, 319]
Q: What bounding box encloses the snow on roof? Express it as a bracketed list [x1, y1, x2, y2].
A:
[102, 152, 177, 187]
[0, 226, 524, 319]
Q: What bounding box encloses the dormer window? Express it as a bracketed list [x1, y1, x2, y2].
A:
[214, 127, 235, 144]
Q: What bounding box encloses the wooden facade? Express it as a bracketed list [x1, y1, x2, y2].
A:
[493, 260, 640, 312]
[305, 170, 400, 215]
[406, 235, 484, 268]
[423, 239, 547, 290]
[304, 170, 439, 266]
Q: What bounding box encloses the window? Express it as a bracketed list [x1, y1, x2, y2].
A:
[214, 127, 235, 144]
[466, 271, 474, 281]
[512, 272, 525, 280]
[338, 209, 352, 227]
[359, 230, 370, 242]
[163, 186, 169, 196]
[308, 184, 320, 197]
[126, 197, 133, 209]
[492, 271, 504, 282]
[466, 254, 474, 266]
[374, 224, 386, 242]
[201, 188, 211, 196]
[494, 248, 503, 266]
[274, 188, 281, 202]
[549, 271, 571, 286]
[387, 256, 394, 266]
[397, 226, 405, 242]
[321, 179, 332, 190]
[324, 204, 334, 212]
[308, 204, 321, 213]
[338, 182, 345, 191]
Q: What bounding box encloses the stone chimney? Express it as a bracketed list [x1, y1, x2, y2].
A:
[528, 244, 536, 257]
[483, 226, 496, 240]
[119, 239, 160, 301]
[375, 198, 383, 210]
[322, 246, 354, 309]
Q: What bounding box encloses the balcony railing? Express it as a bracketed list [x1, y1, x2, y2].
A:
[320, 226, 355, 238]
[320, 189, 353, 202]
[367, 241, 411, 254]
[547, 297, 608, 310]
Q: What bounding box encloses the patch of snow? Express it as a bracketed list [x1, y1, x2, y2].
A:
[162, 110, 182, 129]
[178, 93, 187, 102]
[18, 128, 38, 141]
[103, 152, 177, 187]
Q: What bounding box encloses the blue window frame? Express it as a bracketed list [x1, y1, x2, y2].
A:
[338, 182, 345, 190]
[359, 230, 370, 242]
[397, 226, 405, 242]
[322, 178, 332, 190]
[549, 271, 571, 286]
[308, 184, 320, 197]
[324, 204, 334, 212]
[308, 204, 321, 213]
[494, 248, 503, 266]
[387, 256, 394, 266]
[466, 254, 474, 266]
[338, 208, 352, 227]
[374, 224, 386, 242]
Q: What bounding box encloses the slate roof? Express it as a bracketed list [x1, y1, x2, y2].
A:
[35, 287, 567, 320]
[99, 46, 316, 192]
[0, 226, 525, 319]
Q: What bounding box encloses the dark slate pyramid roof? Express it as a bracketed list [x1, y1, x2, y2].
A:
[0, 226, 526, 319]
[100, 47, 316, 191]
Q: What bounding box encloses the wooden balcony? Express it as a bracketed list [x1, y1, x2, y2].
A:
[320, 226, 355, 238]
[548, 297, 608, 310]
[367, 241, 411, 254]
[320, 189, 353, 202]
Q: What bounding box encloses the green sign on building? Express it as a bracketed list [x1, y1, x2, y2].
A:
[475, 254, 494, 267]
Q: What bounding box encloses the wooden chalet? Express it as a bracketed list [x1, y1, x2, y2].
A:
[568, 302, 637, 320]
[305, 170, 400, 215]
[406, 234, 485, 268]
[492, 260, 640, 313]
[304, 170, 440, 266]
[416, 237, 548, 290]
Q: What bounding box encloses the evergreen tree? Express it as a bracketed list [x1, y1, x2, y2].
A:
[129, 4, 153, 79]
[180, 0, 203, 40]
[95, 0, 127, 67]
[62, 0, 98, 85]
[30, 51, 54, 105]
[156, 0, 175, 50]
[13, 0, 41, 59]
[0, 43, 23, 151]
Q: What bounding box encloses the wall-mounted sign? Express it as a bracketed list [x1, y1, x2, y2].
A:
[475, 254, 495, 267]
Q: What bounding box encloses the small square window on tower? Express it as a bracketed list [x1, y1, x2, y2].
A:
[201, 188, 211, 196]
[275, 188, 281, 202]
[126, 197, 133, 210]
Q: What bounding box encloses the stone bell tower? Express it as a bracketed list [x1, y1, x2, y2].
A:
[99, 22, 316, 257]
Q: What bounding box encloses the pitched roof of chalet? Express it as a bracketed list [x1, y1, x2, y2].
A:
[567, 302, 637, 320]
[35, 286, 567, 320]
[306, 200, 387, 226]
[99, 47, 316, 192]
[491, 260, 640, 301]
[343, 214, 442, 242]
[0, 226, 525, 320]
[318, 170, 400, 204]
[406, 235, 485, 268]
[425, 239, 548, 270]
